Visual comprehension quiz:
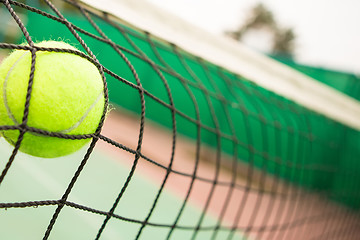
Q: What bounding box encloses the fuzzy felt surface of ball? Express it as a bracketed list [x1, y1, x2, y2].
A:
[0, 41, 105, 158]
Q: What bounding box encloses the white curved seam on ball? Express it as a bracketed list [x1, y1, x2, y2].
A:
[59, 90, 104, 134]
[3, 50, 104, 136]
[3, 51, 28, 126]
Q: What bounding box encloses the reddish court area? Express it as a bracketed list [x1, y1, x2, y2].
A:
[97, 108, 360, 240]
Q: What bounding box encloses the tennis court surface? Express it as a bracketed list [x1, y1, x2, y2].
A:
[0, 0, 359, 239]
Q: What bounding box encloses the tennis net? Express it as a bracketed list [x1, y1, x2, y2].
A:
[0, 0, 359, 239]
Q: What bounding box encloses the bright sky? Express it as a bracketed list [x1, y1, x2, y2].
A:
[147, 0, 360, 74]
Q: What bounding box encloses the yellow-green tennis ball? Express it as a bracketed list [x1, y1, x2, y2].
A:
[0, 41, 105, 158]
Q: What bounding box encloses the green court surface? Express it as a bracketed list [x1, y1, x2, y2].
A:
[0, 139, 244, 240]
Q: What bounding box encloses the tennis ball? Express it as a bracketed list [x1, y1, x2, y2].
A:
[0, 41, 105, 158]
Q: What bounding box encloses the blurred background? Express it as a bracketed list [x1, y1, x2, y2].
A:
[1, 0, 360, 100]
[146, 0, 360, 101]
[1, 1, 360, 239]
[147, 0, 360, 74]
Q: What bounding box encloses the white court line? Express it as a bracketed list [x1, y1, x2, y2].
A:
[15, 153, 122, 240]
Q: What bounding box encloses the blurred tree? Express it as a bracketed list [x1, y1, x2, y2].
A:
[225, 3, 296, 59]
[272, 27, 296, 58]
[226, 3, 275, 40]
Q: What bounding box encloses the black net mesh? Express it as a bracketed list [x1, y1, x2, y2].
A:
[0, 0, 359, 239]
